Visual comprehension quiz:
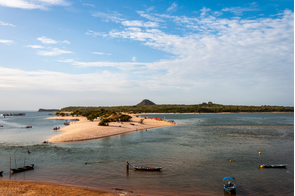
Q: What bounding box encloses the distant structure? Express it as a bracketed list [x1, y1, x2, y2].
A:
[137, 99, 156, 106]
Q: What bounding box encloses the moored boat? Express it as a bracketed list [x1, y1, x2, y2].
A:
[223, 177, 236, 194]
[260, 164, 287, 168]
[11, 164, 34, 173]
[133, 166, 162, 171]
[26, 126, 32, 128]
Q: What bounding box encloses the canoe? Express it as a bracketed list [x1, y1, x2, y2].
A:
[133, 166, 162, 171]
[260, 164, 287, 168]
[223, 177, 236, 194]
[11, 164, 34, 173]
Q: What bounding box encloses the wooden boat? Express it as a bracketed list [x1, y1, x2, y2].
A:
[25, 126, 32, 128]
[11, 164, 34, 173]
[260, 164, 287, 168]
[223, 177, 236, 194]
[133, 166, 162, 171]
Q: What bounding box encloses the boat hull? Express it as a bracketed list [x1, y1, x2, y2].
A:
[133, 166, 162, 171]
[260, 164, 287, 168]
[11, 164, 34, 173]
[224, 184, 236, 194]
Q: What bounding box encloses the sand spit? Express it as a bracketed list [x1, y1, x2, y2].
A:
[0, 180, 120, 196]
[48, 115, 174, 143]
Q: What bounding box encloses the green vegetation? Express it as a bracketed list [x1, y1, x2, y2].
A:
[38, 108, 60, 112]
[60, 102, 293, 114]
[98, 119, 111, 126]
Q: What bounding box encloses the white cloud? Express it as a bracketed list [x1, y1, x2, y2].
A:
[86, 10, 294, 103]
[83, 3, 95, 8]
[26, 45, 44, 48]
[0, 21, 15, 27]
[92, 52, 111, 55]
[132, 56, 136, 61]
[166, 3, 177, 13]
[37, 48, 72, 56]
[92, 11, 124, 23]
[222, 7, 260, 15]
[0, 66, 130, 92]
[37, 36, 70, 44]
[59, 59, 147, 71]
[136, 11, 165, 22]
[0, 0, 69, 10]
[37, 36, 58, 44]
[121, 20, 159, 28]
[0, 39, 14, 44]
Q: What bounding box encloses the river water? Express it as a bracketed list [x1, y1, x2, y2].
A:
[0, 112, 293, 195]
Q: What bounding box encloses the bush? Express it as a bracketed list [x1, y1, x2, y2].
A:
[119, 114, 132, 122]
[98, 119, 111, 126]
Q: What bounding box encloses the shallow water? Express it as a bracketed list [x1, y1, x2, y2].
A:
[0, 112, 293, 195]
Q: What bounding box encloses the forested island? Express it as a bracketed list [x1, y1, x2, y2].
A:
[38, 108, 60, 112]
[60, 101, 293, 114]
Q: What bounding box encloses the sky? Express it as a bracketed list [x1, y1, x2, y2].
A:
[0, 0, 293, 110]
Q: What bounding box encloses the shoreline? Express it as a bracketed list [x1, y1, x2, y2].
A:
[48, 115, 175, 143]
[0, 180, 123, 196]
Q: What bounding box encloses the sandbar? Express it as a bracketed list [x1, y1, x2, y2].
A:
[48, 115, 174, 143]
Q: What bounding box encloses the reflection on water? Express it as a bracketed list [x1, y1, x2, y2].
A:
[0, 112, 293, 195]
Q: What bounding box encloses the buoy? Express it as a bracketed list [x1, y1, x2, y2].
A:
[259, 152, 261, 155]
[229, 160, 232, 162]
[260, 165, 264, 168]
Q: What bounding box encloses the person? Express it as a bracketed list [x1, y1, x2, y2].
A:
[27, 150, 30, 154]
[126, 162, 129, 169]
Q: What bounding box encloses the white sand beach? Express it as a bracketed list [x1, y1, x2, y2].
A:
[48, 115, 174, 143]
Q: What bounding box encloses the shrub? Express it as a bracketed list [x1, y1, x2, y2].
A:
[98, 119, 111, 126]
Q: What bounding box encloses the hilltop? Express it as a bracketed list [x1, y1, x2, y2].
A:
[137, 99, 156, 106]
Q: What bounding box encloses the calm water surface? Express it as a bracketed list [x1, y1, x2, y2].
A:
[0, 112, 293, 195]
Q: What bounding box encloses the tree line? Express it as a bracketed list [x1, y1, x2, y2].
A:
[60, 102, 293, 114]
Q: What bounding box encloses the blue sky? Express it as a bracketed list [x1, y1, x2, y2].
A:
[0, 0, 293, 110]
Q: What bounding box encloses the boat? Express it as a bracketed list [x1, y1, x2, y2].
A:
[260, 164, 287, 168]
[64, 121, 70, 125]
[53, 127, 60, 130]
[0, 171, 3, 175]
[11, 164, 34, 173]
[223, 177, 236, 194]
[133, 166, 162, 171]
[26, 126, 32, 128]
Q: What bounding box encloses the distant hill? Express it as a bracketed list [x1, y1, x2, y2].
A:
[38, 108, 60, 112]
[137, 99, 156, 106]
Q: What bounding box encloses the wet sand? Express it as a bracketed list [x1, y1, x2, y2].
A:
[48, 115, 174, 143]
[0, 180, 121, 196]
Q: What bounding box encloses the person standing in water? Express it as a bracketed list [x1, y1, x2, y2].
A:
[126, 162, 129, 170]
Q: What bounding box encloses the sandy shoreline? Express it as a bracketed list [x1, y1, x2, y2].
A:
[48, 115, 174, 143]
[0, 180, 123, 196]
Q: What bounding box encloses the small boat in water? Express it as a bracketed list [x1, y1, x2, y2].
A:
[133, 166, 162, 171]
[0, 171, 3, 175]
[260, 164, 287, 168]
[11, 164, 34, 173]
[25, 126, 32, 128]
[223, 177, 236, 194]
[64, 121, 70, 125]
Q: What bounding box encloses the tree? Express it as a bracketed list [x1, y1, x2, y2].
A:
[98, 119, 111, 126]
[119, 114, 132, 122]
